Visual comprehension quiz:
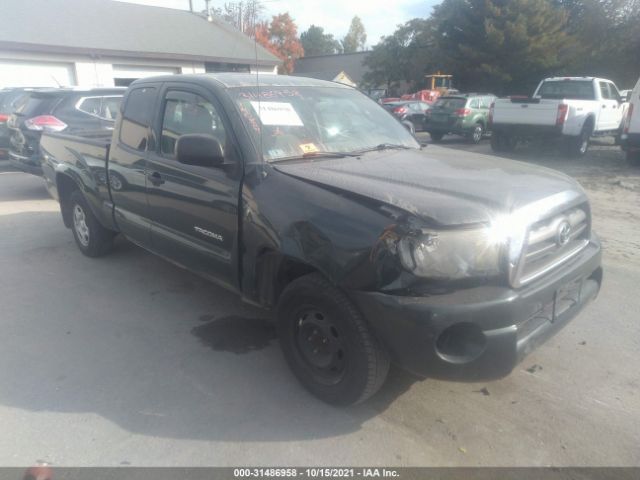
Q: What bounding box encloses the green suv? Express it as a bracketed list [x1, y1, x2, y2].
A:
[426, 94, 496, 143]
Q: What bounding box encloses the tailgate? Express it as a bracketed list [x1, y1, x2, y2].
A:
[493, 99, 559, 126]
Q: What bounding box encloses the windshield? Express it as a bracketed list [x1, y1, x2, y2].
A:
[433, 97, 466, 110]
[0, 91, 29, 113]
[536, 80, 595, 100]
[229, 86, 419, 161]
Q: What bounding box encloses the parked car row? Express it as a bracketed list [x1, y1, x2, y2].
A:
[383, 93, 497, 144]
[0, 86, 125, 173]
[379, 76, 637, 160]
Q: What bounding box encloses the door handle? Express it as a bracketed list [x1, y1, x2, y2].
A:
[147, 171, 165, 186]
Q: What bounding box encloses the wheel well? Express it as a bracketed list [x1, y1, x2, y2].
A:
[255, 250, 319, 307]
[56, 174, 79, 228]
[584, 115, 595, 131]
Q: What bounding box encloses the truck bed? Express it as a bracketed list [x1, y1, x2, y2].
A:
[40, 130, 115, 229]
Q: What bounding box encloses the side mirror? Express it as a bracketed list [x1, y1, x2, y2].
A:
[176, 134, 224, 167]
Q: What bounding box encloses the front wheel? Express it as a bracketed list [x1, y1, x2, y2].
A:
[430, 132, 444, 142]
[277, 273, 390, 405]
[69, 190, 116, 257]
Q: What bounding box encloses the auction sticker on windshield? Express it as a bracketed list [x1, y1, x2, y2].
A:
[299, 143, 319, 154]
[250, 101, 303, 126]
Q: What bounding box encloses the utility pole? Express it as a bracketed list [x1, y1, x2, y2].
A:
[188, 0, 193, 12]
[204, 0, 212, 21]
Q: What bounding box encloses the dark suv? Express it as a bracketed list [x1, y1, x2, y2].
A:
[7, 88, 125, 175]
[426, 93, 496, 143]
[0, 88, 37, 158]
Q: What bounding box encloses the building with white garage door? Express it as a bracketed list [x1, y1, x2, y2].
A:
[0, 0, 280, 88]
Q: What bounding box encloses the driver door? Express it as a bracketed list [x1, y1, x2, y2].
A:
[145, 84, 243, 290]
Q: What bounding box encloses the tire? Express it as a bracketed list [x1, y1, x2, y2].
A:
[69, 190, 116, 257]
[490, 132, 504, 152]
[430, 132, 444, 142]
[276, 273, 390, 405]
[491, 132, 516, 152]
[566, 121, 593, 157]
[627, 150, 640, 166]
[402, 120, 415, 135]
[108, 171, 127, 191]
[468, 123, 484, 144]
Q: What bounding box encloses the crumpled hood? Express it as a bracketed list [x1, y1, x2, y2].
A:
[273, 146, 585, 226]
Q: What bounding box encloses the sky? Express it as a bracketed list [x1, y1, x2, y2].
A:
[114, 0, 434, 46]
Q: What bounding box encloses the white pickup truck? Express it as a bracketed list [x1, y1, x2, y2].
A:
[490, 77, 626, 156]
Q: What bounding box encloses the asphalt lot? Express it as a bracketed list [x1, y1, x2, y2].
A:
[0, 139, 639, 467]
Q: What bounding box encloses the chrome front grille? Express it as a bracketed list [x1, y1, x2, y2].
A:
[511, 203, 590, 287]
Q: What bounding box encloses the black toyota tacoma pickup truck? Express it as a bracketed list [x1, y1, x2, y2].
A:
[40, 74, 602, 405]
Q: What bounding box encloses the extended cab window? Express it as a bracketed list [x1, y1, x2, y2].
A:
[120, 87, 156, 151]
[160, 91, 226, 158]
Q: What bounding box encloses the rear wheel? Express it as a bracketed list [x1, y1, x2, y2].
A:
[566, 121, 593, 157]
[277, 273, 390, 405]
[468, 123, 484, 144]
[430, 132, 444, 142]
[627, 150, 640, 166]
[491, 132, 516, 152]
[69, 190, 116, 257]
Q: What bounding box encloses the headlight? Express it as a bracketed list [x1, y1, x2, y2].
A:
[397, 218, 526, 280]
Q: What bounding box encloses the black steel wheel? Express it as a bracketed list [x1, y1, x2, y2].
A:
[277, 273, 390, 405]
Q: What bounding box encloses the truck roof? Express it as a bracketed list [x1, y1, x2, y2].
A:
[131, 73, 353, 90]
[541, 77, 607, 82]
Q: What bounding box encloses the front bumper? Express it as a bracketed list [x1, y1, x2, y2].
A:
[8, 150, 43, 176]
[350, 235, 602, 380]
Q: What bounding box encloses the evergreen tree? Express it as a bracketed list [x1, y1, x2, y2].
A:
[300, 25, 342, 56]
[432, 0, 571, 94]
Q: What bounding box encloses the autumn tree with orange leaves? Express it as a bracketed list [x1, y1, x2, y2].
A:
[255, 13, 304, 74]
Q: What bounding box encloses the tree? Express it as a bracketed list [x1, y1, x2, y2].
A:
[255, 13, 305, 74]
[211, 1, 264, 36]
[300, 25, 342, 56]
[432, 0, 572, 94]
[553, 0, 640, 86]
[363, 19, 436, 94]
[342, 16, 367, 53]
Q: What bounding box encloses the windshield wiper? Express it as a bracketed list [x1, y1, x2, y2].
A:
[269, 151, 360, 163]
[352, 143, 413, 154]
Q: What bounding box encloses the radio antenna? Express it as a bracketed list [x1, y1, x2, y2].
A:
[254, 25, 263, 161]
